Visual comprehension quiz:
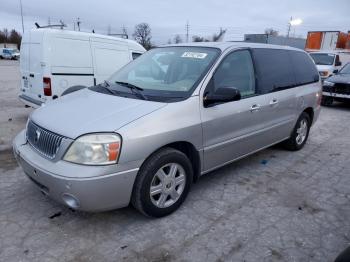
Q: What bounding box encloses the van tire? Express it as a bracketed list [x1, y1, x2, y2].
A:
[61, 85, 86, 96]
[283, 112, 311, 151]
[131, 148, 193, 217]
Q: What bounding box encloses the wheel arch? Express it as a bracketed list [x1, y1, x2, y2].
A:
[303, 107, 314, 125]
[140, 141, 202, 183]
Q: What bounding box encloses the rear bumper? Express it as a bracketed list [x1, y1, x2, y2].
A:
[19, 94, 42, 108]
[13, 131, 139, 212]
[322, 91, 350, 99]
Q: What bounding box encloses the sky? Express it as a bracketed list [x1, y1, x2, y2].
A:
[1, 0, 349, 44]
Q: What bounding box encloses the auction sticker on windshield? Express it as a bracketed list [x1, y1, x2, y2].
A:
[181, 52, 208, 59]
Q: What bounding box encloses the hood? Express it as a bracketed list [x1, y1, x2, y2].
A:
[316, 65, 333, 72]
[31, 89, 167, 139]
[327, 74, 350, 84]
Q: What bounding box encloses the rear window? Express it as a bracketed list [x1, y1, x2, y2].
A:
[252, 48, 295, 94]
[289, 51, 319, 85]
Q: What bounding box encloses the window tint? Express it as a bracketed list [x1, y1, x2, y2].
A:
[288, 50, 319, 85]
[212, 50, 256, 97]
[132, 52, 142, 60]
[252, 48, 295, 94]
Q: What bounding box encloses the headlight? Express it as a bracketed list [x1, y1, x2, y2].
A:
[319, 71, 329, 77]
[323, 81, 335, 87]
[63, 133, 121, 165]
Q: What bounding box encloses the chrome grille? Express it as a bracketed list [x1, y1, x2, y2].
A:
[26, 121, 63, 159]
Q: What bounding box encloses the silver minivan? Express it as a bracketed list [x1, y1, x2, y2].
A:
[13, 42, 322, 217]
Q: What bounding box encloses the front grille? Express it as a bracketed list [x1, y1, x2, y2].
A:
[27, 121, 63, 159]
[333, 83, 350, 95]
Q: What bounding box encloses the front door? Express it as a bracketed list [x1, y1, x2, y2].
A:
[200, 49, 271, 172]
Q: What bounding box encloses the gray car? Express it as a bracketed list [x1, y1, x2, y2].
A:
[13, 42, 322, 217]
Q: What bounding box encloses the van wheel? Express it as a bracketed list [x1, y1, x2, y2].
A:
[283, 112, 311, 151]
[61, 85, 86, 96]
[131, 148, 193, 217]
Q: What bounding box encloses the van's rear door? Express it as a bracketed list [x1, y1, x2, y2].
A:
[20, 29, 45, 104]
[28, 30, 44, 99]
[19, 32, 30, 92]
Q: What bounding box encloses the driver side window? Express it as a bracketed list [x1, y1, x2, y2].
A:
[213, 50, 256, 98]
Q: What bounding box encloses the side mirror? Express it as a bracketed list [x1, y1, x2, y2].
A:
[333, 69, 339, 74]
[204, 87, 241, 107]
[335, 61, 342, 67]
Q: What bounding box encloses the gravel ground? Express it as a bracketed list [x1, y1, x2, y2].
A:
[1, 60, 350, 262]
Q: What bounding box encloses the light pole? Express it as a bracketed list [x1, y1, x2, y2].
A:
[19, 0, 24, 33]
[287, 17, 303, 38]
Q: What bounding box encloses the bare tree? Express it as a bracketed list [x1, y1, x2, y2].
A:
[0, 28, 22, 49]
[264, 28, 279, 36]
[174, 35, 183, 44]
[8, 29, 22, 49]
[192, 35, 206, 42]
[212, 28, 227, 42]
[2, 28, 9, 42]
[133, 23, 152, 50]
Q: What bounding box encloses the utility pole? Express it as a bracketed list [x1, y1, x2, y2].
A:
[19, 0, 24, 34]
[286, 16, 292, 38]
[48, 17, 51, 26]
[77, 17, 81, 31]
[186, 21, 189, 43]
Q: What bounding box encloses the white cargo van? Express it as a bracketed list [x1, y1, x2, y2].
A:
[19, 28, 146, 107]
[309, 51, 350, 80]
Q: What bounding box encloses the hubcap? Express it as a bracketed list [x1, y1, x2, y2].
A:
[150, 163, 186, 208]
[296, 119, 308, 145]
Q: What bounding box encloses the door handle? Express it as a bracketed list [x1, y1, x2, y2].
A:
[250, 104, 261, 112]
[269, 98, 279, 106]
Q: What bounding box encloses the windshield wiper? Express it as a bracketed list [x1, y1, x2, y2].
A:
[115, 81, 148, 100]
[97, 80, 118, 95]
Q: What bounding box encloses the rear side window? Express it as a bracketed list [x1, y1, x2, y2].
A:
[252, 48, 295, 94]
[288, 51, 319, 85]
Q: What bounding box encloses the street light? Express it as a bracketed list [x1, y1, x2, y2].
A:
[287, 17, 303, 38]
[19, 0, 24, 33]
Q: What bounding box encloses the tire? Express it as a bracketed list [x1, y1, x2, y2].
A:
[131, 148, 193, 217]
[283, 112, 311, 151]
[321, 96, 333, 106]
[61, 85, 86, 96]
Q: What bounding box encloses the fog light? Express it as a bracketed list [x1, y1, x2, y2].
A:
[62, 193, 80, 209]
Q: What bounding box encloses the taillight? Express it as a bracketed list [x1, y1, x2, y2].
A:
[43, 77, 52, 96]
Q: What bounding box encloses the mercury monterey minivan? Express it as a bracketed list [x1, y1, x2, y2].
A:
[13, 42, 322, 217]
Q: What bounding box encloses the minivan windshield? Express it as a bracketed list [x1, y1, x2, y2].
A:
[96, 47, 220, 102]
[339, 63, 350, 74]
[310, 53, 335, 66]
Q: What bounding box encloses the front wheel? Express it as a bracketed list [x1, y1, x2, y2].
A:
[283, 112, 311, 151]
[131, 148, 193, 217]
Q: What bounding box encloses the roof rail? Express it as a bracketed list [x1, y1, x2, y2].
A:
[35, 20, 67, 29]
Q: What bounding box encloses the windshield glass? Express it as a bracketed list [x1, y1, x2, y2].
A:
[339, 63, 350, 74]
[310, 53, 335, 65]
[104, 47, 220, 102]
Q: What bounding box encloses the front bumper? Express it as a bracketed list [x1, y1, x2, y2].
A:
[322, 91, 350, 99]
[13, 130, 140, 212]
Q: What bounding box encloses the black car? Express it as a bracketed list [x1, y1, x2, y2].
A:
[322, 63, 350, 106]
